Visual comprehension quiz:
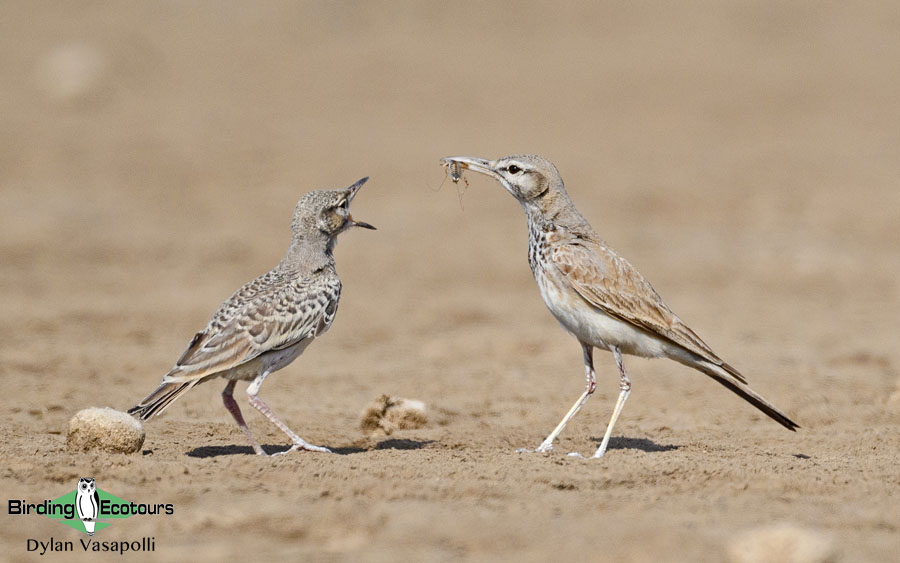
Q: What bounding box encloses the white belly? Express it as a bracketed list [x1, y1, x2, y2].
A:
[224, 337, 314, 381]
[536, 269, 674, 359]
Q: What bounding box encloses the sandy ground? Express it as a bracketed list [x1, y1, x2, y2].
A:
[2, 2, 899, 561]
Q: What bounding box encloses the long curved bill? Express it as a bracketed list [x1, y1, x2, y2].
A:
[344, 176, 376, 230]
[440, 156, 495, 179]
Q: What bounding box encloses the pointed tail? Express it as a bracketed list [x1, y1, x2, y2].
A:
[688, 359, 799, 431]
[127, 379, 200, 420]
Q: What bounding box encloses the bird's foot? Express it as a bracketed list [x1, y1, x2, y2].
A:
[273, 441, 332, 456]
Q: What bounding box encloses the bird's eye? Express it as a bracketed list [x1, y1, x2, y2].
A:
[507, 165, 522, 174]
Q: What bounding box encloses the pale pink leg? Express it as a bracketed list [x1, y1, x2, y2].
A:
[246, 372, 331, 454]
[519, 343, 596, 454]
[222, 380, 266, 455]
[590, 346, 632, 459]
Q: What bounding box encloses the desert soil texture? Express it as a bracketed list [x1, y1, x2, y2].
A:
[2, 3, 899, 562]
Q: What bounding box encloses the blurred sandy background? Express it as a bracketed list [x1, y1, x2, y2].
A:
[2, 2, 899, 561]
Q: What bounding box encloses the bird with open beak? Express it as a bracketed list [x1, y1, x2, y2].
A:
[129, 177, 375, 455]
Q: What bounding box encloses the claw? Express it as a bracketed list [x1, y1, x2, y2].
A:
[301, 444, 332, 454]
[272, 443, 332, 456]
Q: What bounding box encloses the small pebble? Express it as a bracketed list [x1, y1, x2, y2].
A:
[67, 407, 145, 454]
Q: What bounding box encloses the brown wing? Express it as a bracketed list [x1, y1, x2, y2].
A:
[549, 230, 736, 373]
[164, 271, 340, 382]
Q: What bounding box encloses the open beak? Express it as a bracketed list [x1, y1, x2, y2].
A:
[348, 215, 376, 230]
[441, 156, 496, 179]
[343, 176, 376, 229]
[345, 176, 368, 201]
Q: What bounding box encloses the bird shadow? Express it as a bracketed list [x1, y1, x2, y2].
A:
[186, 444, 286, 458]
[587, 436, 680, 453]
[374, 438, 435, 451]
[186, 439, 435, 458]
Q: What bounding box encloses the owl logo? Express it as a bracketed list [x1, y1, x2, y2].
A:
[75, 478, 99, 536]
